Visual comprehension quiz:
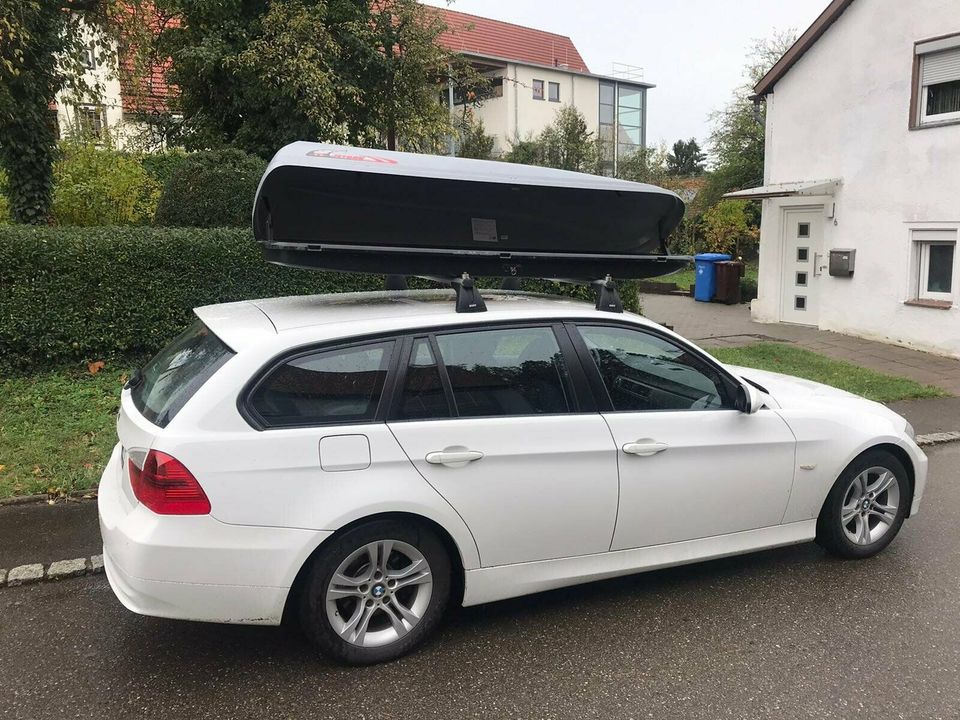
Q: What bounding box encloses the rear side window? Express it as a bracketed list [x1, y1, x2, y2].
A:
[250, 341, 394, 427]
[434, 327, 573, 417]
[131, 321, 235, 428]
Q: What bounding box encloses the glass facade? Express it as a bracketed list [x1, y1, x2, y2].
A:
[598, 80, 646, 176]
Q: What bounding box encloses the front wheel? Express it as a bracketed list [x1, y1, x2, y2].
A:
[299, 519, 451, 665]
[816, 449, 909, 559]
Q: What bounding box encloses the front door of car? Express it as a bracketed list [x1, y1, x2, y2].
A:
[568, 323, 797, 551]
[387, 325, 619, 567]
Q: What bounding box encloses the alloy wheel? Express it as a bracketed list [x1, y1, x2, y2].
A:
[325, 539, 433, 648]
[840, 466, 901, 546]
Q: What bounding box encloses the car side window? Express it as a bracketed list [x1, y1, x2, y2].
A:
[433, 326, 574, 418]
[577, 325, 734, 412]
[250, 341, 394, 427]
[395, 338, 452, 420]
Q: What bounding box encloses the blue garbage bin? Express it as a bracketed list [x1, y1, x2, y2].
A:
[693, 253, 732, 302]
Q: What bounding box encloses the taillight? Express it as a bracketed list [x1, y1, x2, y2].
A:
[129, 450, 211, 515]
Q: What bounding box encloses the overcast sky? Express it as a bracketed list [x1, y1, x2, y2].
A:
[422, 0, 828, 150]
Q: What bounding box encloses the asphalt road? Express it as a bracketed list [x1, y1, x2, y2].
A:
[2, 445, 959, 720]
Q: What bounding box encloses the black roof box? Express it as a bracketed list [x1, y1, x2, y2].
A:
[253, 142, 689, 280]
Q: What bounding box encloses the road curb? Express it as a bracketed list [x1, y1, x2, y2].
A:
[1, 555, 104, 589]
[916, 431, 960, 447]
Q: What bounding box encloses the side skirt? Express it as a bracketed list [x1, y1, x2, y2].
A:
[461, 520, 816, 607]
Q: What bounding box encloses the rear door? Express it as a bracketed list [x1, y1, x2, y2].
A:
[387, 325, 619, 567]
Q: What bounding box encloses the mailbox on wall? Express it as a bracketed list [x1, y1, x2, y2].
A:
[829, 248, 856, 277]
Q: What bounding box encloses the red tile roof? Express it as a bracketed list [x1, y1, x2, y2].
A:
[118, 5, 179, 114]
[434, 7, 589, 73]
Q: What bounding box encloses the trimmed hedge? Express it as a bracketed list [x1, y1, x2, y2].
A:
[153, 149, 267, 228]
[0, 226, 639, 369]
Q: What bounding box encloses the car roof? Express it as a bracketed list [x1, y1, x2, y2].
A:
[194, 289, 655, 352]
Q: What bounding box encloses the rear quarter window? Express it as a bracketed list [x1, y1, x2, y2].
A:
[131, 321, 235, 428]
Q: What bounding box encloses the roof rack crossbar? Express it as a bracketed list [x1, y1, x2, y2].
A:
[451, 273, 486, 313]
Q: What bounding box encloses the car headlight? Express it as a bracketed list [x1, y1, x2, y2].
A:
[905, 421, 916, 441]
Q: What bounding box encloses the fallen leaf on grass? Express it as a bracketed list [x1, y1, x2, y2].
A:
[88, 360, 105, 375]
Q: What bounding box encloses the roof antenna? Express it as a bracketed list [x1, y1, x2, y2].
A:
[452, 273, 487, 313]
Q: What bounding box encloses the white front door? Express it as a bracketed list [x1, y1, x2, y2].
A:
[780, 207, 825, 325]
[570, 323, 797, 550]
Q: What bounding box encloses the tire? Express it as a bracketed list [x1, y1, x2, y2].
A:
[816, 449, 910, 559]
[299, 519, 451, 665]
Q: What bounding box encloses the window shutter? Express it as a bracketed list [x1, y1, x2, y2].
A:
[922, 48, 960, 86]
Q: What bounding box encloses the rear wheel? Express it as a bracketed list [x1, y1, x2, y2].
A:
[816, 449, 909, 559]
[299, 519, 451, 665]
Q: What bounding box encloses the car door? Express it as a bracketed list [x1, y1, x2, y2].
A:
[386, 324, 619, 567]
[568, 322, 797, 551]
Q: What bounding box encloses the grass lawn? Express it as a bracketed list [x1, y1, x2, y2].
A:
[649, 262, 758, 290]
[711, 342, 947, 403]
[0, 364, 127, 499]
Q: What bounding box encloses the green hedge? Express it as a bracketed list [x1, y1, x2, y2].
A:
[0, 226, 638, 369]
[153, 149, 267, 228]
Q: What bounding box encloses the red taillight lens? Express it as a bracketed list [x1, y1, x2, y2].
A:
[130, 450, 211, 515]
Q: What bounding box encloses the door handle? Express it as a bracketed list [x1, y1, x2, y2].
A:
[425, 449, 484, 467]
[622, 441, 669, 457]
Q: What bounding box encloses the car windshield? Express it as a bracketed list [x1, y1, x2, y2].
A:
[130, 321, 234, 428]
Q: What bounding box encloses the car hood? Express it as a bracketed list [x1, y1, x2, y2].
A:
[724, 364, 909, 430]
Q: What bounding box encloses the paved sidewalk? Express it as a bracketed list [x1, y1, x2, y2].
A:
[641, 294, 960, 395]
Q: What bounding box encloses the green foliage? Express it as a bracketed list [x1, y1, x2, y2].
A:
[0, 226, 639, 370]
[666, 138, 705, 176]
[153, 149, 266, 228]
[704, 30, 796, 206]
[740, 275, 758, 303]
[701, 199, 758, 256]
[51, 142, 161, 226]
[158, 0, 486, 156]
[0, 169, 10, 224]
[140, 149, 189, 187]
[456, 110, 496, 160]
[0, 0, 144, 222]
[710, 343, 945, 403]
[504, 106, 599, 172]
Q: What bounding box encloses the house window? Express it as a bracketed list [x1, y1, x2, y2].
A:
[797, 247, 809, 262]
[75, 105, 105, 139]
[81, 40, 97, 70]
[913, 229, 956, 302]
[548, 82, 560, 102]
[913, 34, 960, 127]
[532, 79, 544, 100]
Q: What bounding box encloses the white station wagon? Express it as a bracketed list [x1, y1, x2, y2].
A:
[99, 289, 927, 664]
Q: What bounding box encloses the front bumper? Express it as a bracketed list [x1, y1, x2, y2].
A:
[98, 444, 332, 625]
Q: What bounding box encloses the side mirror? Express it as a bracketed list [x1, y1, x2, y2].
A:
[737, 382, 763, 414]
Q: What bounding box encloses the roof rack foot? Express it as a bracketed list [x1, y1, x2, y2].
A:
[592, 275, 623, 313]
[384, 274, 408, 291]
[452, 274, 486, 313]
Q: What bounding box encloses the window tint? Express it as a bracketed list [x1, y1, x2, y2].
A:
[396, 338, 451, 420]
[579, 326, 734, 412]
[435, 327, 573, 418]
[131, 321, 234, 428]
[250, 341, 393, 427]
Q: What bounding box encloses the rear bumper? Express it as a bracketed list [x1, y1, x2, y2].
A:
[98, 444, 332, 625]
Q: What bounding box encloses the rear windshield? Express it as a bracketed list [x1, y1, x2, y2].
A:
[131, 321, 234, 428]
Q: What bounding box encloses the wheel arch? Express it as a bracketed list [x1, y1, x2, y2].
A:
[817, 442, 917, 520]
[281, 511, 467, 625]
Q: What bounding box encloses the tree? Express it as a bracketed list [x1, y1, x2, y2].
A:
[666, 138, 705, 176]
[701, 199, 759, 256]
[704, 30, 796, 206]
[455, 109, 495, 160]
[504, 105, 599, 172]
[0, 1, 136, 223]
[158, 0, 487, 156]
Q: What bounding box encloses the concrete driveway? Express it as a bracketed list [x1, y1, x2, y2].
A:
[2, 444, 959, 720]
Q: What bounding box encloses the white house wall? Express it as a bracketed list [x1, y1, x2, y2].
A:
[755, 0, 960, 357]
[470, 63, 602, 156]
